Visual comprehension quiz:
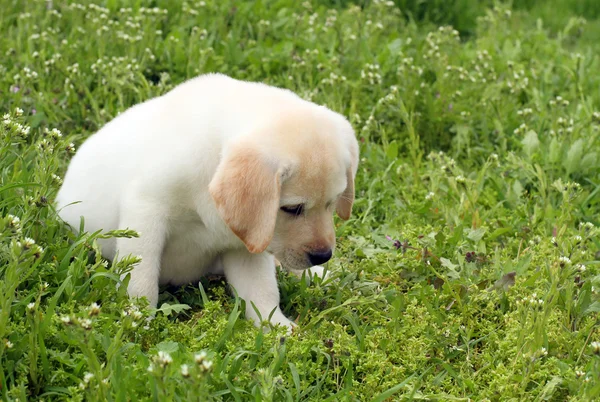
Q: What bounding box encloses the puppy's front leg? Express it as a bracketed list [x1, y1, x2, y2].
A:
[222, 250, 294, 331]
[116, 197, 166, 308]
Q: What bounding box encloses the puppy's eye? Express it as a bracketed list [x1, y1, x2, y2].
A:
[280, 204, 304, 216]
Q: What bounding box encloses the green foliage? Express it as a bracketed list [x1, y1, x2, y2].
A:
[1, 0, 600, 400]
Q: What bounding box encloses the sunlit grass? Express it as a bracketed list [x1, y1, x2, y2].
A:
[1, 0, 599, 400]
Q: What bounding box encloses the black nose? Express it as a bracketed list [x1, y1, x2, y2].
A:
[308, 249, 332, 266]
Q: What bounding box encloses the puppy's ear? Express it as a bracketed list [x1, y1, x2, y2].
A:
[336, 167, 355, 220]
[209, 144, 281, 253]
[336, 125, 359, 221]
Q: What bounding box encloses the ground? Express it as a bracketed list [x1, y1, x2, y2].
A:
[1, 0, 600, 400]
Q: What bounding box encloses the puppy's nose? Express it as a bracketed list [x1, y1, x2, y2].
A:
[308, 249, 332, 266]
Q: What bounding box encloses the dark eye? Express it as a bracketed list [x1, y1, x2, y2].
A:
[280, 204, 304, 216]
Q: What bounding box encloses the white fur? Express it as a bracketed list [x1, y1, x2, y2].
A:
[55, 73, 357, 331]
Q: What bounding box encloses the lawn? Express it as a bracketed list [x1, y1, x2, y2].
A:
[1, 0, 600, 400]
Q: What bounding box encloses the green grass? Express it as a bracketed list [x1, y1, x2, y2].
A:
[1, 0, 600, 400]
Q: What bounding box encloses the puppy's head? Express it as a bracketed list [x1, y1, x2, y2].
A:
[209, 107, 358, 270]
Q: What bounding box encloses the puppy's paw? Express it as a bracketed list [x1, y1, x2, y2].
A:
[127, 278, 159, 309]
[273, 318, 297, 335]
[258, 311, 297, 334]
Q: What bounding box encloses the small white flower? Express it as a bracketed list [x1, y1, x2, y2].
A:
[5, 340, 14, 349]
[540, 347, 547, 356]
[575, 369, 585, 378]
[157, 351, 173, 366]
[558, 256, 571, 266]
[590, 341, 600, 354]
[60, 315, 72, 325]
[14, 107, 24, 117]
[80, 318, 92, 330]
[147, 363, 155, 373]
[180, 364, 190, 377]
[574, 235, 582, 243]
[88, 302, 100, 316]
[83, 372, 94, 383]
[194, 351, 207, 364]
[577, 264, 586, 273]
[23, 237, 36, 247]
[201, 360, 213, 371]
[27, 302, 35, 311]
[425, 192, 435, 200]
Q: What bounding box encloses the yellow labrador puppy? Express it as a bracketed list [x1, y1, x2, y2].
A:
[56, 73, 359, 331]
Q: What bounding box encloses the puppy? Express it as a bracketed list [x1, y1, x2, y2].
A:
[55, 73, 359, 330]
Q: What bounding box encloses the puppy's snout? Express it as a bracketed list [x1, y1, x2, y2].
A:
[307, 249, 332, 266]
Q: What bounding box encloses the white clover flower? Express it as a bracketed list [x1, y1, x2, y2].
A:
[201, 360, 213, 371]
[83, 372, 94, 383]
[80, 318, 92, 330]
[558, 256, 571, 266]
[51, 174, 63, 184]
[88, 302, 100, 316]
[157, 351, 173, 366]
[34, 245, 44, 256]
[194, 351, 207, 364]
[5, 340, 13, 349]
[60, 315, 72, 325]
[7, 214, 21, 232]
[180, 364, 190, 377]
[14, 107, 24, 117]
